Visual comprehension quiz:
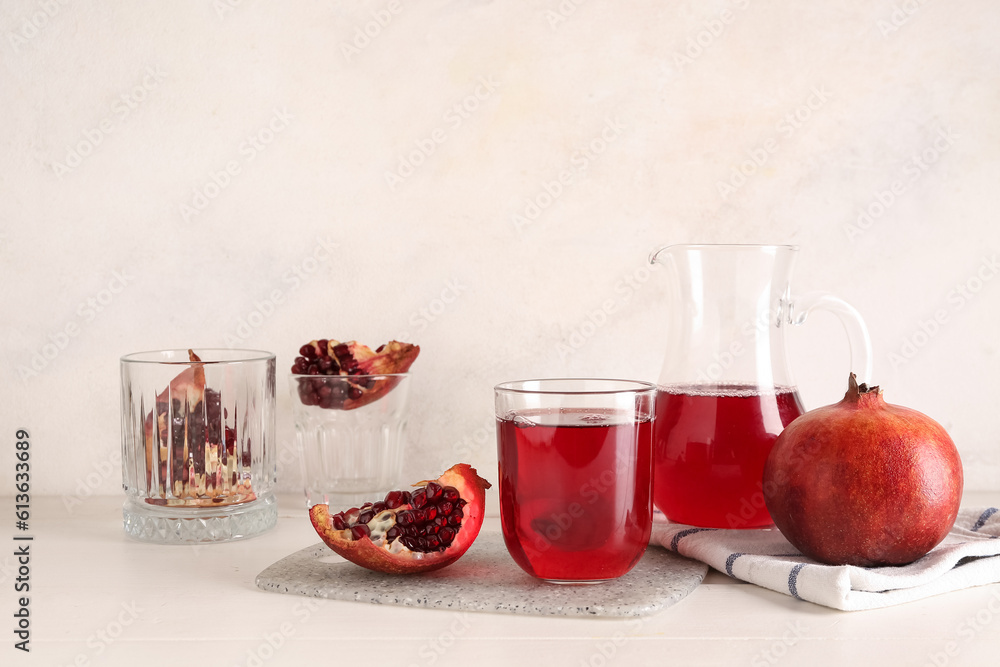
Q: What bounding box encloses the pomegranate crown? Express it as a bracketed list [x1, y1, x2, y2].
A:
[845, 372, 882, 403]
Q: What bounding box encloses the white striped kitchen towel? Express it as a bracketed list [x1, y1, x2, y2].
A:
[649, 506, 1000, 611]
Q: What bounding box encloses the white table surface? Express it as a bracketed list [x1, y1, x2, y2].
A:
[4, 492, 1000, 666]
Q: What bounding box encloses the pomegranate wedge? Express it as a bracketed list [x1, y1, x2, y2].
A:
[310, 464, 491, 574]
[291, 339, 419, 410]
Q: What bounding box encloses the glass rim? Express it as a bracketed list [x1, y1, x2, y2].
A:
[494, 378, 656, 396]
[649, 243, 799, 265]
[289, 372, 411, 380]
[653, 243, 799, 254]
[121, 348, 275, 364]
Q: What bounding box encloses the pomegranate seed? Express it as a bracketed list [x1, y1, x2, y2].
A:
[410, 509, 426, 523]
[307, 366, 319, 375]
[448, 514, 462, 527]
[456, 498, 468, 509]
[424, 507, 438, 521]
[439, 527, 455, 543]
[434, 516, 448, 527]
[358, 509, 375, 524]
[348, 386, 363, 400]
[426, 536, 441, 549]
[442, 486, 460, 502]
[372, 501, 387, 514]
[439, 501, 453, 516]
[361, 502, 373, 509]
[386, 526, 400, 541]
[376, 344, 385, 353]
[424, 482, 443, 501]
[425, 524, 440, 535]
[411, 491, 427, 509]
[332, 343, 350, 358]
[331, 513, 347, 530]
[319, 358, 334, 372]
[351, 524, 370, 540]
[317, 339, 329, 351]
[384, 491, 406, 509]
[300, 344, 316, 358]
[396, 510, 414, 526]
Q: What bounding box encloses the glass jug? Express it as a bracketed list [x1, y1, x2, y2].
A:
[649, 244, 872, 529]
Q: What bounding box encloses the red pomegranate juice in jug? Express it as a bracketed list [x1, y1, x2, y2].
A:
[652, 384, 804, 528]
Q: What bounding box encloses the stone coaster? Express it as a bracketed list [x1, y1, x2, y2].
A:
[255, 532, 707, 617]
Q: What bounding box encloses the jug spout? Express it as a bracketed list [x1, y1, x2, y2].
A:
[648, 244, 677, 266]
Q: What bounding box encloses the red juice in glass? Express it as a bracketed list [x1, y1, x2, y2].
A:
[652, 384, 804, 528]
[497, 407, 653, 582]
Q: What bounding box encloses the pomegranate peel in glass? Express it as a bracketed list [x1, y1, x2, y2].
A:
[142, 350, 253, 505]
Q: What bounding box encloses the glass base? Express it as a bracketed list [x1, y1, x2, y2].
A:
[123, 493, 277, 544]
[540, 578, 613, 585]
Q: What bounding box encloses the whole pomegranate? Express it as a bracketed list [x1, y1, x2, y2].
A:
[763, 374, 963, 567]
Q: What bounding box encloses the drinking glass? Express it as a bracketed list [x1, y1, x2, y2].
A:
[290, 373, 410, 508]
[121, 349, 277, 543]
[495, 378, 655, 584]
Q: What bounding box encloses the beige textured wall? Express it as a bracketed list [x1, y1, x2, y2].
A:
[2, 1, 998, 501]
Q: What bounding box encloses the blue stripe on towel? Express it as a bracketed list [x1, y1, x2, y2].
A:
[971, 508, 998, 532]
[725, 552, 745, 578]
[788, 563, 806, 600]
[670, 528, 714, 552]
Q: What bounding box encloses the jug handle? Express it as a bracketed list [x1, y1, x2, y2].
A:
[789, 292, 873, 384]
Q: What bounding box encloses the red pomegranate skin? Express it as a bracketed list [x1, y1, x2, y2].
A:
[762, 375, 963, 567]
